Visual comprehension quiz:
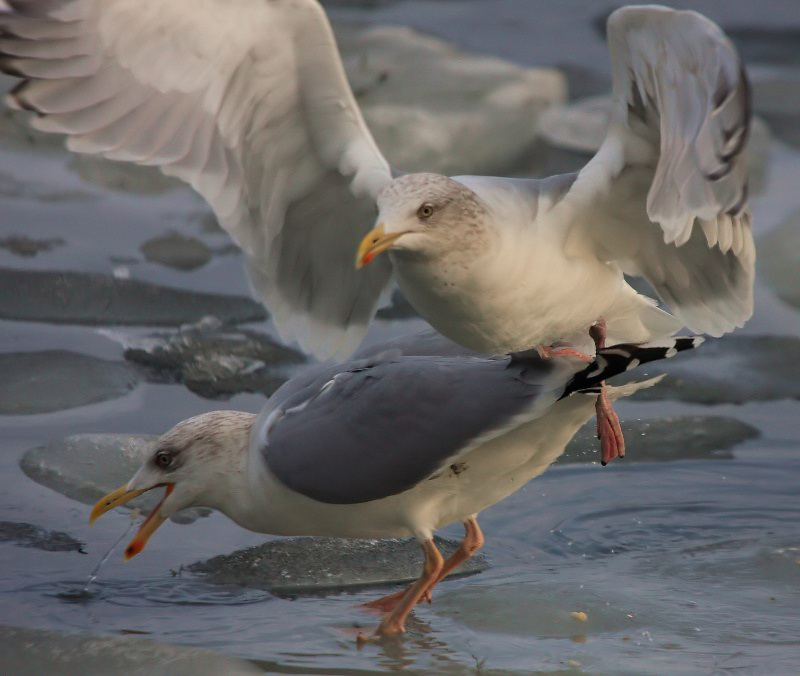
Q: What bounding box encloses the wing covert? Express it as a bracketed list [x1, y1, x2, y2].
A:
[260, 355, 563, 504]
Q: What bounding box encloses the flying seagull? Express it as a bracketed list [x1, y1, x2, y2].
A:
[0, 2, 753, 361]
[90, 332, 702, 639]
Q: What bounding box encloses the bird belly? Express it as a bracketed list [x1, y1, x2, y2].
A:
[394, 249, 623, 353]
[423, 395, 598, 530]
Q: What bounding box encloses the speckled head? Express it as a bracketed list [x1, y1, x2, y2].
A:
[356, 173, 489, 267]
[89, 410, 255, 560]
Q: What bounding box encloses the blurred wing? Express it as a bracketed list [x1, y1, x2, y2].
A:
[0, 0, 393, 357]
[559, 6, 754, 336]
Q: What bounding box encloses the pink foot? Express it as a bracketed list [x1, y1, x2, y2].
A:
[361, 588, 432, 613]
[590, 319, 626, 466]
[596, 384, 625, 465]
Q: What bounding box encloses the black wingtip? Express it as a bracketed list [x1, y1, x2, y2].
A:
[564, 335, 704, 397]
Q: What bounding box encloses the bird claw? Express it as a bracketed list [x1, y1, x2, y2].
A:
[596, 386, 625, 465]
[356, 619, 406, 646]
[360, 589, 406, 613]
[362, 585, 434, 613]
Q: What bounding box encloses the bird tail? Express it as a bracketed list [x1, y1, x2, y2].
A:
[562, 336, 703, 397]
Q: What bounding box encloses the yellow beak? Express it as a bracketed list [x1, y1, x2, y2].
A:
[90, 483, 174, 561]
[355, 224, 406, 269]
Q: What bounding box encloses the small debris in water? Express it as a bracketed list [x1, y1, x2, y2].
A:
[570, 611, 588, 622]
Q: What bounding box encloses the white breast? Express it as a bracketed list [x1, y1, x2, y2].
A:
[392, 211, 623, 353]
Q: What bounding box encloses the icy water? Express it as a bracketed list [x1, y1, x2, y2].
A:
[1, 1, 799, 674]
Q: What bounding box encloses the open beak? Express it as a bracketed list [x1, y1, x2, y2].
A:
[355, 224, 407, 269]
[90, 483, 174, 561]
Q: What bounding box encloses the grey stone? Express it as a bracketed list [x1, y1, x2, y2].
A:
[559, 415, 759, 465]
[123, 318, 304, 399]
[139, 233, 213, 271]
[0, 521, 85, 554]
[0, 235, 64, 257]
[188, 535, 489, 594]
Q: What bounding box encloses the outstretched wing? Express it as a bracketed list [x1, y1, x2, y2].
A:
[558, 5, 754, 336]
[0, 0, 393, 357]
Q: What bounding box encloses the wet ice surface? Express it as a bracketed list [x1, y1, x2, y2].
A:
[1, 351, 138, 415]
[0, 625, 262, 675]
[2, 2, 800, 674]
[0, 268, 266, 326]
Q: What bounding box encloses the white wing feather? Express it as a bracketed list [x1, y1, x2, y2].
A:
[560, 5, 754, 336]
[0, 0, 393, 358]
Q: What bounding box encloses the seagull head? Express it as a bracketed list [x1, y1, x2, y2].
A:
[356, 173, 489, 268]
[90, 411, 255, 560]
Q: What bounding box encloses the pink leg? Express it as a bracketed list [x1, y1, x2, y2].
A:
[357, 539, 444, 642]
[428, 517, 484, 591]
[538, 345, 593, 362]
[590, 320, 625, 465]
[361, 518, 485, 613]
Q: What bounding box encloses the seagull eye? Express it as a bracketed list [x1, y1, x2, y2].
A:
[417, 203, 435, 220]
[155, 452, 172, 469]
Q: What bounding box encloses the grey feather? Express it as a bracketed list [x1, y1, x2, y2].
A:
[262, 354, 563, 504]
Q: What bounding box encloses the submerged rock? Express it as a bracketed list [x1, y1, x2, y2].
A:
[758, 208, 800, 310]
[0, 351, 138, 415]
[122, 318, 304, 399]
[140, 233, 213, 271]
[189, 535, 489, 594]
[617, 335, 800, 405]
[559, 415, 759, 465]
[0, 521, 85, 554]
[0, 235, 64, 257]
[0, 625, 261, 675]
[20, 435, 209, 524]
[0, 268, 266, 326]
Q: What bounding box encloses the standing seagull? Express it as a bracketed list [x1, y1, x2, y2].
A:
[90, 334, 701, 640]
